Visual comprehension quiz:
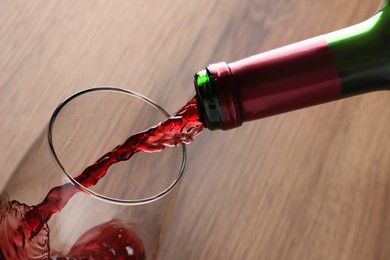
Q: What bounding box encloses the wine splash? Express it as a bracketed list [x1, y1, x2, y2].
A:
[0, 97, 203, 259]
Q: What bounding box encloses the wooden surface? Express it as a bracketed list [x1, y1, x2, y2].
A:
[1, 0, 390, 259]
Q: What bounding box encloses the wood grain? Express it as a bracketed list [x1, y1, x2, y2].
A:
[1, 0, 389, 259]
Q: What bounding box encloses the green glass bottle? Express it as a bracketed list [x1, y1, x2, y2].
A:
[195, 1, 390, 130]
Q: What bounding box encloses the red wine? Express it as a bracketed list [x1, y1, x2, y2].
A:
[50, 221, 146, 260]
[0, 97, 203, 259]
[0, 201, 146, 260]
[0, 201, 49, 259]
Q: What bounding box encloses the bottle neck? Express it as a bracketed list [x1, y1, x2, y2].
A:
[195, 3, 390, 130]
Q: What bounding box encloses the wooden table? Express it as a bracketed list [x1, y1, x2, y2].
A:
[1, 0, 389, 259]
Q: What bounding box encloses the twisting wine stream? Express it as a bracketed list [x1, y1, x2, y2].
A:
[0, 97, 203, 259]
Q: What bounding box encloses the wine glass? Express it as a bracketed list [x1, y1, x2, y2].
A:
[0, 87, 186, 259]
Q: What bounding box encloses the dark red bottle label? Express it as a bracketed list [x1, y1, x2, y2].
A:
[208, 36, 342, 128]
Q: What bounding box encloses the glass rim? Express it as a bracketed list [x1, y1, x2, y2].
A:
[47, 86, 187, 205]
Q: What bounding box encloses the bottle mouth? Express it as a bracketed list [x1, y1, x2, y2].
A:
[194, 70, 225, 130]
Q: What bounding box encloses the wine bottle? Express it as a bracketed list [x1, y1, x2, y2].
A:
[195, 1, 390, 130]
